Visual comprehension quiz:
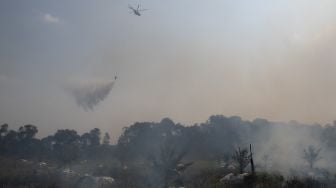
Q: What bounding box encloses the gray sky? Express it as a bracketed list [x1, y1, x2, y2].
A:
[1, 0, 336, 142]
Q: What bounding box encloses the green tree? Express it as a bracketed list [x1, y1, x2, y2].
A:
[18, 124, 38, 140]
[53, 129, 80, 164]
[89, 128, 101, 146]
[0, 124, 8, 137]
[102, 132, 110, 145]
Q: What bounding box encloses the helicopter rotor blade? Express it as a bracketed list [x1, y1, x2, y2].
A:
[128, 5, 135, 11]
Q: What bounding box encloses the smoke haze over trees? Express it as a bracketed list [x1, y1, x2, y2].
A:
[2, 115, 336, 187]
[2, 115, 336, 172]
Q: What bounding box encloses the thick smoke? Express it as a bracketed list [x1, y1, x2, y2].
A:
[66, 78, 115, 111]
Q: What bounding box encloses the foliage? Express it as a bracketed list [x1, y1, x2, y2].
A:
[2, 115, 336, 187]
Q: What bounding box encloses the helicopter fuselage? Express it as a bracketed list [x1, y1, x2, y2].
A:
[133, 10, 141, 16]
[129, 5, 144, 16]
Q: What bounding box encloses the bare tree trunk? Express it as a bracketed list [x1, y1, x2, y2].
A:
[250, 144, 255, 175]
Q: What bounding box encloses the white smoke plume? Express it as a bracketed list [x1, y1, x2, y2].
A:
[66, 78, 116, 111]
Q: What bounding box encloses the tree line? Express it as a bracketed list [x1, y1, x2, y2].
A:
[0, 124, 112, 163]
[1, 115, 335, 169]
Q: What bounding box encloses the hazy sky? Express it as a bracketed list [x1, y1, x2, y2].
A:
[1, 0, 336, 142]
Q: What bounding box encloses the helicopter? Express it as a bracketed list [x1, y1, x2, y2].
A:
[128, 4, 147, 16]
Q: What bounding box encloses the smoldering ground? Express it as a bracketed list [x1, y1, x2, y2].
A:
[65, 78, 116, 111]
